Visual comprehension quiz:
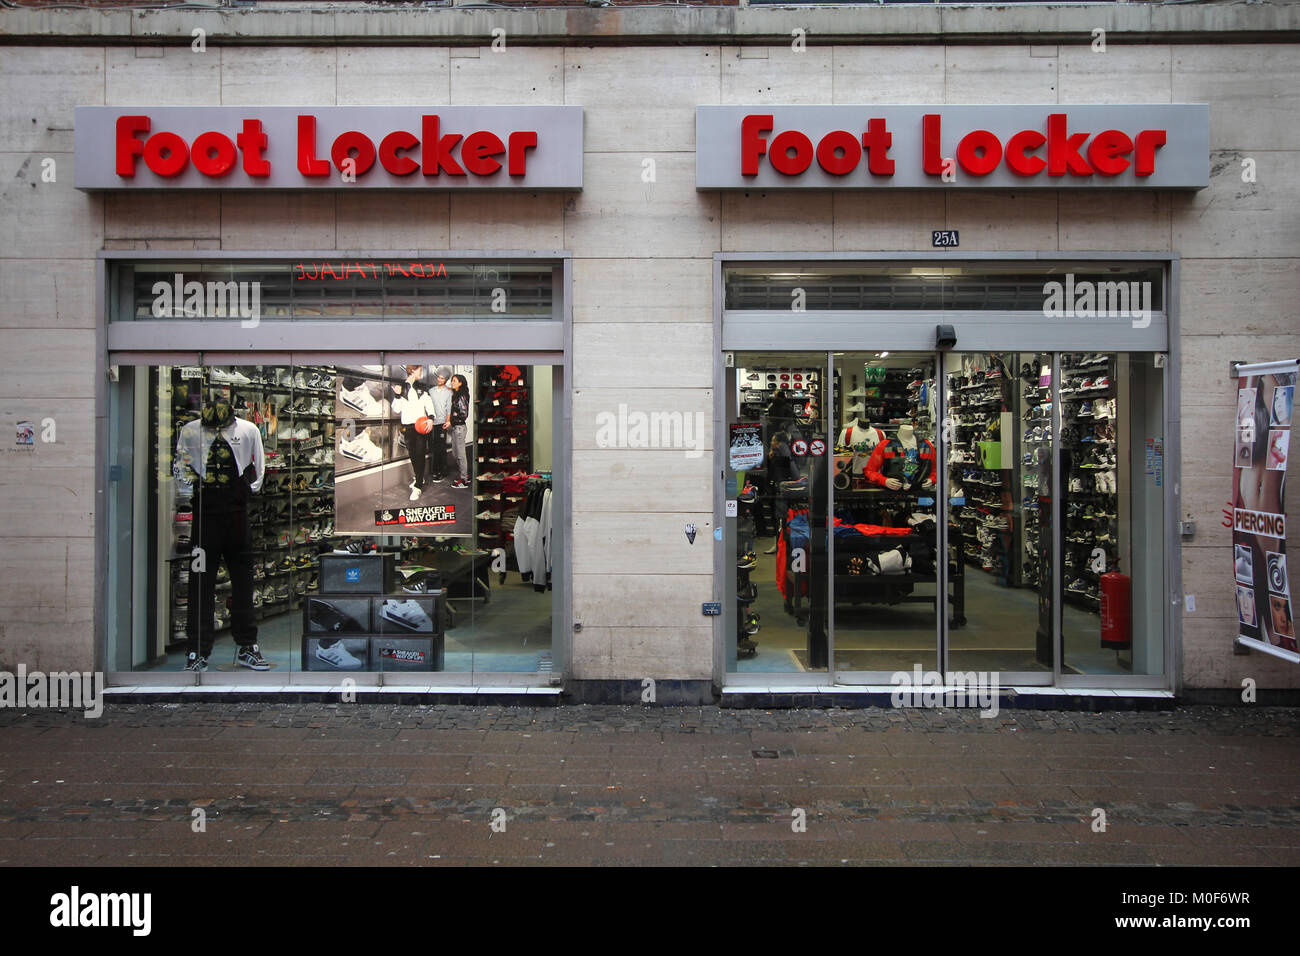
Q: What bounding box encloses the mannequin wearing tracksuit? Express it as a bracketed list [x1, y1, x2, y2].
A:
[175, 401, 265, 659]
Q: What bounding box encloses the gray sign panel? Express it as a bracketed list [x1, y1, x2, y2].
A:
[697, 105, 1208, 190]
[75, 106, 583, 190]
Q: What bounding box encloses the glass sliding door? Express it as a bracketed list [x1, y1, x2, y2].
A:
[725, 352, 828, 673]
[944, 352, 1054, 677]
[1059, 352, 1165, 677]
[830, 352, 942, 679]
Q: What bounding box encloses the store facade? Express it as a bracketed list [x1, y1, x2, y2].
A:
[2, 3, 1298, 703]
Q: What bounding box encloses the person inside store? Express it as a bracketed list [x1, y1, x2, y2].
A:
[447, 373, 471, 490]
[391, 365, 437, 502]
[425, 365, 453, 483]
[764, 429, 803, 553]
[767, 388, 796, 436]
[751, 389, 798, 551]
[175, 395, 268, 672]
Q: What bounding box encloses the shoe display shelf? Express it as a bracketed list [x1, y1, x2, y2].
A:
[1018, 363, 1051, 592]
[740, 366, 822, 420]
[1059, 354, 1119, 615]
[303, 554, 445, 672]
[947, 355, 1015, 584]
[735, 516, 759, 659]
[474, 366, 531, 557]
[845, 367, 912, 431]
[161, 365, 343, 651]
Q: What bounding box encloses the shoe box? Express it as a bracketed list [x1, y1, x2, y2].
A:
[304, 596, 372, 634]
[301, 590, 444, 671]
[374, 594, 442, 635]
[302, 636, 370, 672]
[370, 636, 444, 672]
[319, 553, 394, 594]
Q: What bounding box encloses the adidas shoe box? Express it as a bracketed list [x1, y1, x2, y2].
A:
[373, 593, 442, 636]
[319, 553, 393, 594]
[370, 635, 443, 672]
[302, 636, 370, 672]
[305, 596, 372, 634]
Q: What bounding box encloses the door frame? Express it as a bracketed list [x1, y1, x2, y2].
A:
[714, 252, 1179, 692]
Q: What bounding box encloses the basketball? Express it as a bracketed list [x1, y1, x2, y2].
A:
[415, 416, 434, 435]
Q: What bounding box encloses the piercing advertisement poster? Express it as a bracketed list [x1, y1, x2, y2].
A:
[1233, 360, 1295, 660]
[333, 364, 475, 535]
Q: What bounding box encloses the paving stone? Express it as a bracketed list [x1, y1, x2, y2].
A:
[0, 703, 1296, 865]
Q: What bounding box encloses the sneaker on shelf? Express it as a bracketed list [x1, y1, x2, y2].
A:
[236, 644, 270, 670]
[211, 367, 252, 386]
[315, 641, 363, 670]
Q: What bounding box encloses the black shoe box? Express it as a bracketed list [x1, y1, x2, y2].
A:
[373, 593, 443, 636]
[370, 635, 443, 672]
[302, 636, 370, 672]
[319, 553, 393, 594]
[304, 596, 373, 634]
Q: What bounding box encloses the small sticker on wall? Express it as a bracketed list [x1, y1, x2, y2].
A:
[725, 500, 738, 518]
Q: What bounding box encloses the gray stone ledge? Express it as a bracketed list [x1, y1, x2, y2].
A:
[1, 2, 1298, 46]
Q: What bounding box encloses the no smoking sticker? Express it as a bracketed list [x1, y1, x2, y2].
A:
[809, 439, 826, 457]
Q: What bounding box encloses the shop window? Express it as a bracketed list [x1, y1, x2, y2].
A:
[105, 361, 557, 679]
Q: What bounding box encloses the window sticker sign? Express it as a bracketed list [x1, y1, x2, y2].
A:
[729, 423, 764, 471]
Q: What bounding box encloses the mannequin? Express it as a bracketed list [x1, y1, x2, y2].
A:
[866, 422, 936, 491]
[838, 418, 885, 476]
[175, 394, 268, 671]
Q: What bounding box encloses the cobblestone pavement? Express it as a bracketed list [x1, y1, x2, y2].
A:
[0, 704, 1297, 866]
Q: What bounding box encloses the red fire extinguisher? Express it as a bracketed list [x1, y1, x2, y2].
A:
[1100, 563, 1131, 650]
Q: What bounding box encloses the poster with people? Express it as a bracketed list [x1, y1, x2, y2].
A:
[1233, 360, 1296, 658]
[333, 363, 475, 535]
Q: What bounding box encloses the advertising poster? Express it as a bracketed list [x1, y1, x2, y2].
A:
[1232, 360, 1296, 659]
[729, 423, 764, 471]
[334, 363, 475, 535]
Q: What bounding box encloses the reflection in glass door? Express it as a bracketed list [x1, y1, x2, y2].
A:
[726, 353, 828, 673]
[830, 352, 941, 678]
[944, 352, 1053, 675]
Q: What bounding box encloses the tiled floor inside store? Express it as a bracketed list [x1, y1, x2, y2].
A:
[148, 580, 554, 675]
[737, 534, 1135, 676]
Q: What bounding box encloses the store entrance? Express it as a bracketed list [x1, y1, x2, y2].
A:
[725, 348, 1165, 685]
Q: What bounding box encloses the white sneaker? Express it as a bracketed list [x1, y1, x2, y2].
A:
[381, 599, 432, 632]
[410, 487, 421, 501]
[211, 367, 252, 386]
[339, 384, 384, 418]
[340, 431, 383, 463]
[315, 641, 362, 670]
